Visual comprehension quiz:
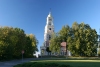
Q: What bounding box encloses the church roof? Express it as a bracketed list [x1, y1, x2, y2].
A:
[61, 42, 67, 47]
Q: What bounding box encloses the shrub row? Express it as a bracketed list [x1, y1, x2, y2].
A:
[13, 62, 72, 67]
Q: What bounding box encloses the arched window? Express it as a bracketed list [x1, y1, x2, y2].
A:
[49, 35, 51, 40]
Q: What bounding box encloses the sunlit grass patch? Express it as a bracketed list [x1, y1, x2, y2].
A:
[30, 59, 100, 62]
[30, 59, 100, 67]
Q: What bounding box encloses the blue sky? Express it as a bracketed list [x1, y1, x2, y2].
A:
[0, 0, 100, 53]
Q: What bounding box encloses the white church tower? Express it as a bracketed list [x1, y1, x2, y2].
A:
[40, 11, 54, 56]
[44, 11, 54, 46]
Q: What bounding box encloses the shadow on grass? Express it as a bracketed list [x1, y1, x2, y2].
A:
[13, 62, 72, 67]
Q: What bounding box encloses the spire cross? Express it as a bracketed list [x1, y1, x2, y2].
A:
[50, 8, 51, 12]
[49, 8, 51, 14]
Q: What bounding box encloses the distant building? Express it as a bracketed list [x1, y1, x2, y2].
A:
[60, 42, 71, 56]
[60, 42, 66, 55]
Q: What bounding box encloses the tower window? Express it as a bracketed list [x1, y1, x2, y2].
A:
[49, 28, 51, 30]
[49, 19, 52, 21]
[49, 35, 51, 40]
[49, 22, 51, 25]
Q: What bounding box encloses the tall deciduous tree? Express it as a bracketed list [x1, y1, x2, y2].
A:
[49, 33, 61, 54]
[49, 22, 98, 57]
[67, 22, 98, 56]
[24, 34, 38, 58]
[0, 26, 38, 60]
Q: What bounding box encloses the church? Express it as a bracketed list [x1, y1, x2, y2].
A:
[40, 11, 71, 56]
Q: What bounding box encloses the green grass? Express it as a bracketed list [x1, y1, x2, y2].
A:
[30, 60, 100, 67]
[14, 57, 100, 67]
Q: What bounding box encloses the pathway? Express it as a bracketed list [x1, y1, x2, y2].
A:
[0, 58, 36, 67]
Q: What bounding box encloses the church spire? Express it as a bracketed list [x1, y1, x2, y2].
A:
[48, 8, 52, 17]
[49, 8, 51, 14]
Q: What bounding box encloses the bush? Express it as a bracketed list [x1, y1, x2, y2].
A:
[13, 62, 71, 67]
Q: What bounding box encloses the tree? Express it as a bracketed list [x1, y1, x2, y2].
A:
[0, 26, 38, 60]
[59, 25, 70, 42]
[67, 22, 98, 56]
[0, 26, 15, 60]
[49, 22, 98, 57]
[28, 34, 38, 52]
[49, 33, 61, 55]
[11, 28, 26, 59]
[24, 34, 38, 58]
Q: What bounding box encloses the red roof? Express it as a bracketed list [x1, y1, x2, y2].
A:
[61, 42, 66, 47]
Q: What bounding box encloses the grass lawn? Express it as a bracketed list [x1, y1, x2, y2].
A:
[30, 60, 100, 67]
[14, 57, 100, 67]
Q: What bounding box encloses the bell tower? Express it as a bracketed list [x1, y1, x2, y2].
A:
[40, 10, 55, 56]
[44, 11, 54, 47]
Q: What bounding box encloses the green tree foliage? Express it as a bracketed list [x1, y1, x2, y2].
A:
[24, 34, 38, 58]
[49, 33, 61, 54]
[68, 22, 98, 56]
[0, 26, 38, 60]
[50, 22, 98, 57]
[59, 25, 70, 41]
[13, 28, 26, 59]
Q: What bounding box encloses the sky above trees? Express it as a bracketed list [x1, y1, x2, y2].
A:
[0, 0, 100, 52]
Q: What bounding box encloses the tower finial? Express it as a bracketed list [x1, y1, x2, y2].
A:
[49, 8, 51, 14]
[50, 8, 51, 12]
